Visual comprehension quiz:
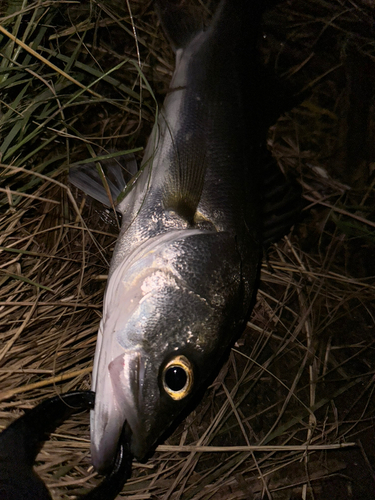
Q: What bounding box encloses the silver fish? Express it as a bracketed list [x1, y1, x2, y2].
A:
[72, 0, 285, 472]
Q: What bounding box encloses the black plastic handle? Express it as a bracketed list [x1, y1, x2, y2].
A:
[0, 391, 132, 500]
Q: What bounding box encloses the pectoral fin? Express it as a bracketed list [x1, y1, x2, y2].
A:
[69, 153, 137, 208]
[162, 130, 207, 224]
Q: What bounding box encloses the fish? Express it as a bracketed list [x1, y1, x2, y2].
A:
[0, 391, 132, 499]
[70, 0, 301, 473]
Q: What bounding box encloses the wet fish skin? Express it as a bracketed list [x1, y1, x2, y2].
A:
[90, 0, 267, 471]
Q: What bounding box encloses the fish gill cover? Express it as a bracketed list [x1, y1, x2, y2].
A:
[0, 0, 374, 499]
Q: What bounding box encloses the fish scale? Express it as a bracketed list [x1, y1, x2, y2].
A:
[69, 0, 300, 473]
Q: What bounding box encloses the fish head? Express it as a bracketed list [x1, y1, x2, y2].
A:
[92, 344, 198, 469]
[91, 230, 254, 471]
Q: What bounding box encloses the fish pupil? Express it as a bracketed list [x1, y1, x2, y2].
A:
[165, 366, 187, 392]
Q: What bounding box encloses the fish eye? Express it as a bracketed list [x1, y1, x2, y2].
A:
[162, 355, 193, 400]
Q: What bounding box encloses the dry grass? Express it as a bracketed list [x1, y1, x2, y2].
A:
[0, 0, 374, 499]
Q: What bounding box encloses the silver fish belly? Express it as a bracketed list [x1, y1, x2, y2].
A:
[90, 0, 264, 471]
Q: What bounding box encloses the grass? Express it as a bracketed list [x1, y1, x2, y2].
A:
[0, 0, 374, 499]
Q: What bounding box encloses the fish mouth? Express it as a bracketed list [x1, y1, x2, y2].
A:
[91, 349, 155, 472]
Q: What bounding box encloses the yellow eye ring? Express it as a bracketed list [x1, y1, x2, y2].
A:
[162, 355, 193, 400]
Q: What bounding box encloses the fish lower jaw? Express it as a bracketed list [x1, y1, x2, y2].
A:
[90, 405, 126, 473]
[90, 420, 152, 470]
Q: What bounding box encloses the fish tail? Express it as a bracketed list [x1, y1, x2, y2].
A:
[155, 0, 203, 51]
[155, 0, 268, 57]
[209, 0, 283, 55]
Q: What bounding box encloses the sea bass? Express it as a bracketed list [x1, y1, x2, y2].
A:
[71, 0, 293, 472]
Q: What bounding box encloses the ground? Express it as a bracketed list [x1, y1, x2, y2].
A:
[0, 0, 374, 499]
